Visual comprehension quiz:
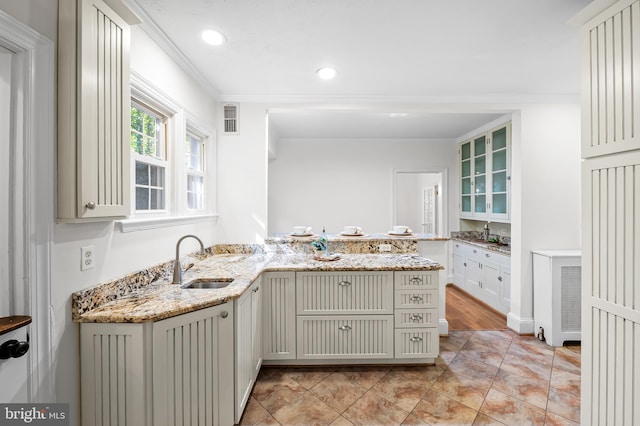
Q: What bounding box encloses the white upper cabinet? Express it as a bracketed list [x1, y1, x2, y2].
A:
[58, 0, 139, 221]
[459, 122, 511, 222]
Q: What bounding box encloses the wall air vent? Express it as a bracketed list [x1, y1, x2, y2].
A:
[223, 104, 239, 134]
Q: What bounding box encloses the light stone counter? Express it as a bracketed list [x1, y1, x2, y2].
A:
[74, 251, 443, 324]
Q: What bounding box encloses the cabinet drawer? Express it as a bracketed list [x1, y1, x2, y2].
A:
[394, 290, 437, 309]
[296, 315, 394, 359]
[296, 271, 393, 315]
[394, 271, 438, 289]
[394, 328, 439, 359]
[394, 309, 437, 328]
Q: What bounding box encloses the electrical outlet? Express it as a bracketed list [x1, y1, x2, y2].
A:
[379, 244, 392, 253]
[81, 246, 95, 271]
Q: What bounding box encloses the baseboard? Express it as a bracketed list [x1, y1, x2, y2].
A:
[507, 312, 535, 334]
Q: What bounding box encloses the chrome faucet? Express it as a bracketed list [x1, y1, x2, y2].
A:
[173, 234, 205, 284]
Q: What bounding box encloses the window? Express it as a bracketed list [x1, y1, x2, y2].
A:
[120, 74, 217, 232]
[185, 129, 205, 211]
[130, 102, 167, 212]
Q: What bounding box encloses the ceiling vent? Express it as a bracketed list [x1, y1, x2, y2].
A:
[223, 104, 239, 134]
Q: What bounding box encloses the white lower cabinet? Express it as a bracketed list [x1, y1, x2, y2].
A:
[261, 272, 297, 360]
[234, 278, 262, 423]
[297, 315, 394, 359]
[393, 271, 439, 359]
[80, 303, 234, 426]
[452, 242, 511, 314]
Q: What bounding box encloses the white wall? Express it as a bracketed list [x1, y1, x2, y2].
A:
[0, 0, 57, 42]
[51, 26, 220, 425]
[508, 104, 582, 332]
[216, 103, 269, 244]
[268, 138, 457, 235]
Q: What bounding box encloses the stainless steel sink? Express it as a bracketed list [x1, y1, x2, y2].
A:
[181, 278, 234, 289]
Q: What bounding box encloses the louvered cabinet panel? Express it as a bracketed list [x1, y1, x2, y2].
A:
[393, 309, 437, 328]
[153, 304, 234, 426]
[394, 271, 438, 289]
[262, 272, 296, 360]
[583, 150, 640, 425]
[296, 271, 393, 315]
[583, 0, 640, 158]
[58, 0, 134, 220]
[394, 328, 439, 359]
[394, 289, 438, 309]
[80, 323, 148, 426]
[296, 315, 394, 359]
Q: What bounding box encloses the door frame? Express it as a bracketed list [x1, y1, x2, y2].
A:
[0, 10, 55, 402]
[392, 169, 448, 236]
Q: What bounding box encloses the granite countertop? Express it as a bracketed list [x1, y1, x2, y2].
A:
[76, 252, 443, 324]
[451, 237, 511, 255]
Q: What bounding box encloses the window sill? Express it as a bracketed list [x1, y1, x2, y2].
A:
[116, 213, 218, 233]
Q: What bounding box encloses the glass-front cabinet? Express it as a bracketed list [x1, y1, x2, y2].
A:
[458, 122, 511, 222]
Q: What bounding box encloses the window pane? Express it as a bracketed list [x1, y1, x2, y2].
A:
[150, 188, 164, 210]
[131, 103, 163, 159]
[492, 127, 507, 150]
[474, 136, 486, 155]
[136, 187, 149, 210]
[187, 174, 204, 210]
[135, 162, 148, 185]
[461, 142, 471, 160]
[185, 133, 203, 171]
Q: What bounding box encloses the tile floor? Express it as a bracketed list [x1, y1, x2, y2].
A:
[240, 330, 580, 425]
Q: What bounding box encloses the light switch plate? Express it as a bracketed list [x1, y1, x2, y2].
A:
[81, 246, 95, 271]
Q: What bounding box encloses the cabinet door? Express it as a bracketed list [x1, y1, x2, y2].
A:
[262, 272, 296, 360]
[58, 0, 131, 220]
[452, 244, 466, 287]
[473, 135, 488, 217]
[489, 123, 510, 221]
[481, 258, 501, 310]
[460, 140, 473, 216]
[235, 285, 254, 422]
[465, 256, 483, 298]
[251, 278, 263, 377]
[500, 265, 511, 312]
[394, 328, 439, 359]
[296, 271, 393, 315]
[297, 315, 394, 359]
[153, 304, 234, 426]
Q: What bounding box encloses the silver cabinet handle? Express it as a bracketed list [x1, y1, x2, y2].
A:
[409, 314, 423, 322]
[85, 201, 96, 210]
[410, 336, 423, 342]
[485, 253, 491, 257]
[338, 325, 352, 331]
[409, 277, 423, 284]
[498, 276, 503, 282]
[409, 295, 423, 302]
[252, 286, 260, 293]
[220, 311, 228, 319]
[338, 281, 351, 287]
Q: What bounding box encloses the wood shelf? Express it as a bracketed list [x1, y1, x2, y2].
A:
[0, 316, 32, 336]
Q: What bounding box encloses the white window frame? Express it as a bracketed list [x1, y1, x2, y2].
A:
[117, 72, 217, 232]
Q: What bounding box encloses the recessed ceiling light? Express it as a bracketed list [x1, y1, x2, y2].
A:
[316, 67, 337, 80]
[201, 29, 226, 46]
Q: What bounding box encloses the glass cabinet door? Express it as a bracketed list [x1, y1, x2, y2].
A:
[491, 125, 508, 216]
[473, 135, 486, 213]
[460, 141, 472, 213]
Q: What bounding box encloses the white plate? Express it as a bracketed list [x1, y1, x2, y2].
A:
[289, 232, 315, 237]
[387, 231, 413, 236]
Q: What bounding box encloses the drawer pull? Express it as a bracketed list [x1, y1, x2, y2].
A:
[338, 281, 352, 287]
[409, 295, 423, 302]
[409, 314, 423, 322]
[338, 325, 352, 331]
[410, 336, 423, 342]
[409, 277, 423, 284]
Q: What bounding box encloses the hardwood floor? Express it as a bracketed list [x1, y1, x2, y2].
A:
[446, 284, 507, 330]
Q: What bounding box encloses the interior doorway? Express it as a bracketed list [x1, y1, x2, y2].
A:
[393, 171, 445, 234]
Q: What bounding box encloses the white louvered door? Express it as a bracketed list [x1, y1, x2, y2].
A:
[262, 272, 296, 360]
[581, 1, 640, 423]
[153, 304, 234, 426]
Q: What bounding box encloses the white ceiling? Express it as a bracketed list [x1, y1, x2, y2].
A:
[129, 0, 590, 139]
